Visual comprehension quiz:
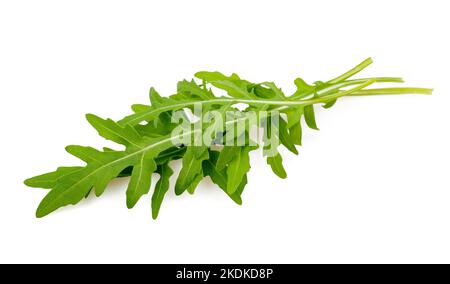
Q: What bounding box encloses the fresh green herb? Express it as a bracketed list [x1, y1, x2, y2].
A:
[24, 58, 432, 219]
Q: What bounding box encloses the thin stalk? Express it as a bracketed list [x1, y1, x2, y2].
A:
[327, 57, 373, 84]
[296, 79, 376, 105]
[319, 77, 403, 94]
[213, 80, 375, 106]
[347, 87, 433, 96]
[121, 74, 428, 127]
[291, 77, 404, 100]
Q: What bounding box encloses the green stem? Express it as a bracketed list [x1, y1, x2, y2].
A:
[120, 81, 376, 126]
[298, 79, 376, 105]
[348, 87, 433, 96]
[210, 80, 375, 106]
[327, 57, 373, 84]
[120, 79, 429, 127]
[290, 77, 402, 100]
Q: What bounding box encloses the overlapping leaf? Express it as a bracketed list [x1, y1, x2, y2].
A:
[25, 58, 432, 219]
[28, 115, 176, 217]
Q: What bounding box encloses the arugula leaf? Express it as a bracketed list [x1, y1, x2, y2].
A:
[284, 107, 304, 146]
[126, 152, 157, 208]
[34, 115, 174, 217]
[155, 147, 186, 165]
[292, 77, 315, 98]
[323, 99, 338, 109]
[175, 146, 209, 195]
[25, 58, 432, 219]
[267, 154, 287, 179]
[278, 117, 299, 155]
[261, 82, 286, 100]
[195, 71, 256, 99]
[304, 105, 319, 130]
[151, 163, 174, 219]
[25, 167, 83, 189]
[216, 146, 240, 171]
[226, 146, 251, 194]
[252, 84, 276, 99]
[289, 122, 303, 146]
[186, 173, 203, 195]
[178, 79, 214, 100]
[202, 150, 246, 205]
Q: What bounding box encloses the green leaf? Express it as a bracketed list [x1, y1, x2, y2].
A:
[202, 151, 245, 205]
[65, 145, 107, 165]
[35, 156, 129, 217]
[65, 145, 131, 197]
[195, 71, 255, 99]
[278, 118, 299, 155]
[149, 87, 164, 106]
[177, 79, 214, 100]
[155, 147, 186, 165]
[252, 84, 276, 99]
[292, 77, 315, 98]
[283, 107, 303, 146]
[234, 175, 248, 203]
[26, 58, 432, 219]
[267, 154, 287, 179]
[216, 146, 240, 171]
[24, 167, 83, 189]
[323, 99, 337, 109]
[131, 104, 150, 113]
[186, 173, 203, 195]
[86, 114, 142, 147]
[151, 163, 174, 219]
[118, 97, 201, 127]
[175, 146, 209, 195]
[304, 105, 319, 130]
[194, 71, 229, 82]
[34, 115, 172, 217]
[285, 107, 304, 128]
[126, 152, 157, 209]
[289, 122, 302, 146]
[226, 146, 251, 194]
[261, 82, 286, 99]
[116, 147, 185, 179]
[134, 113, 177, 138]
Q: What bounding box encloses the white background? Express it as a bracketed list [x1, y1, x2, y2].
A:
[1, 0, 449, 264]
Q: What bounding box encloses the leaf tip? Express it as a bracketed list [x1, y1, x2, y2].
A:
[35, 205, 48, 219]
[174, 185, 185, 196]
[24, 178, 33, 187]
[64, 145, 76, 153]
[126, 197, 137, 209]
[86, 114, 100, 128]
[24, 175, 47, 188]
[85, 113, 97, 122]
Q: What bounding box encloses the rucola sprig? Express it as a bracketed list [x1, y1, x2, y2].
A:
[24, 58, 432, 219]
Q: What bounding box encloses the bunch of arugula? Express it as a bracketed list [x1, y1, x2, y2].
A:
[25, 58, 432, 219]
